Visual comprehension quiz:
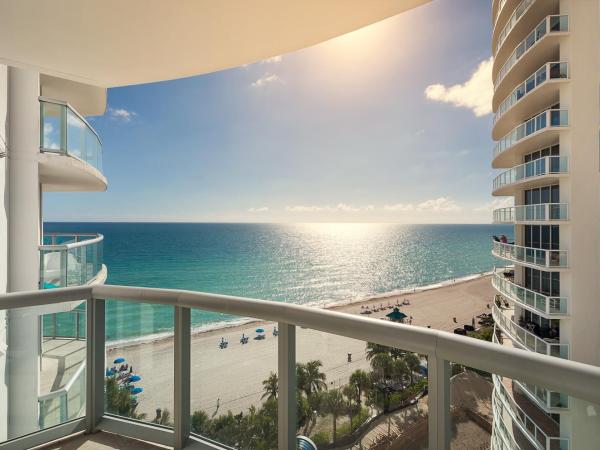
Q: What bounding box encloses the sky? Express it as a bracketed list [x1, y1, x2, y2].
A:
[44, 0, 512, 224]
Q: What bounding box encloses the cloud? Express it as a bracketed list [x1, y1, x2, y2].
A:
[108, 107, 137, 122]
[416, 197, 462, 212]
[262, 55, 283, 64]
[285, 203, 373, 213]
[474, 197, 514, 212]
[384, 203, 415, 212]
[425, 57, 493, 117]
[251, 73, 282, 88]
[248, 207, 269, 213]
[457, 149, 470, 157]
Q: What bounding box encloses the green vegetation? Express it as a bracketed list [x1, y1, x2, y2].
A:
[105, 344, 427, 449]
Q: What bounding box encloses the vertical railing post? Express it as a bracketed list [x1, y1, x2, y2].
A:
[278, 323, 296, 450]
[428, 355, 450, 450]
[86, 296, 105, 434]
[60, 249, 68, 287]
[174, 306, 191, 449]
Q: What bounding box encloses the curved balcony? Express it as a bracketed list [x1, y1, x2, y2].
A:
[494, 15, 569, 109]
[493, 62, 568, 140]
[492, 241, 568, 270]
[492, 304, 569, 359]
[494, 0, 558, 64]
[493, 374, 569, 450]
[39, 98, 107, 192]
[493, 203, 568, 224]
[492, 156, 568, 196]
[493, 0, 519, 40]
[514, 379, 569, 413]
[492, 110, 568, 169]
[40, 233, 106, 289]
[492, 270, 568, 317]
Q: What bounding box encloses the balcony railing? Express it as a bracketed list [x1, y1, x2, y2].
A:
[492, 304, 569, 359]
[493, 156, 568, 192]
[494, 0, 536, 56]
[40, 233, 104, 288]
[493, 203, 568, 223]
[493, 0, 509, 29]
[493, 109, 568, 160]
[494, 62, 568, 126]
[38, 362, 86, 430]
[1, 285, 598, 450]
[515, 379, 569, 412]
[39, 98, 103, 173]
[492, 241, 568, 269]
[492, 270, 568, 316]
[493, 374, 569, 450]
[495, 15, 569, 89]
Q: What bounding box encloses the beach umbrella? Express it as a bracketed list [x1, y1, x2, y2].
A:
[129, 375, 141, 382]
[255, 328, 265, 333]
[131, 387, 143, 395]
[386, 307, 407, 322]
[114, 357, 125, 364]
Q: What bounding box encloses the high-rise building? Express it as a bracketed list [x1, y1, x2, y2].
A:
[490, 1, 600, 448]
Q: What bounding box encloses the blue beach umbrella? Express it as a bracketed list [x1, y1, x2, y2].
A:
[114, 357, 125, 364]
[129, 375, 141, 382]
[131, 387, 143, 395]
[255, 328, 265, 333]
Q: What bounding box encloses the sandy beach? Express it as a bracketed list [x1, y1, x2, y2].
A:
[106, 274, 494, 419]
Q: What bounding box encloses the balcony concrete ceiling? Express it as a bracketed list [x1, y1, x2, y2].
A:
[0, 0, 429, 88]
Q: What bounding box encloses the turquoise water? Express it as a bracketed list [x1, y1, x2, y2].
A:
[44, 223, 510, 341]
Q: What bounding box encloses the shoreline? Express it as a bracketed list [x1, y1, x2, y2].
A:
[105, 273, 495, 417]
[107, 270, 493, 350]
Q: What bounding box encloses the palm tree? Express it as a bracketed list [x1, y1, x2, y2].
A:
[391, 359, 410, 385]
[349, 369, 371, 406]
[191, 410, 211, 435]
[323, 389, 347, 443]
[370, 352, 393, 381]
[366, 342, 390, 361]
[403, 353, 421, 385]
[342, 384, 359, 432]
[302, 360, 327, 396]
[261, 372, 278, 400]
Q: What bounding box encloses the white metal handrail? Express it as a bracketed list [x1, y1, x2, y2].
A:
[492, 240, 568, 269]
[38, 362, 86, 429]
[492, 304, 569, 359]
[493, 109, 568, 160]
[1, 285, 599, 450]
[494, 62, 568, 126]
[514, 379, 569, 412]
[40, 233, 104, 251]
[495, 15, 569, 89]
[493, 203, 569, 224]
[39, 361, 86, 403]
[492, 269, 568, 316]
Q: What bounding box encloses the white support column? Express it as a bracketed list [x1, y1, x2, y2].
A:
[277, 323, 296, 450]
[6, 66, 41, 439]
[428, 355, 451, 450]
[86, 298, 105, 433]
[174, 306, 191, 449]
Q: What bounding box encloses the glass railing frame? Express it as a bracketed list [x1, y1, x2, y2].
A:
[495, 15, 569, 89]
[514, 379, 570, 412]
[1, 285, 597, 450]
[493, 109, 569, 160]
[494, 0, 536, 56]
[39, 97, 103, 173]
[492, 240, 568, 269]
[493, 155, 568, 192]
[492, 270, 568, 316]
[38, 361, 86, 429]
[39, 233, 104, 288]
[492, 303, 569, 358]
[493, 374, 570, 450]
[494, 62, 569, 126]
[493, 203, 569, 223]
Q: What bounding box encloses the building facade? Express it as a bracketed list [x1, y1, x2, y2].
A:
[490, 0, 600, 449]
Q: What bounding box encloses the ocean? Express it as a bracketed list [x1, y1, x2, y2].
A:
[44, 222, 510, 341]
